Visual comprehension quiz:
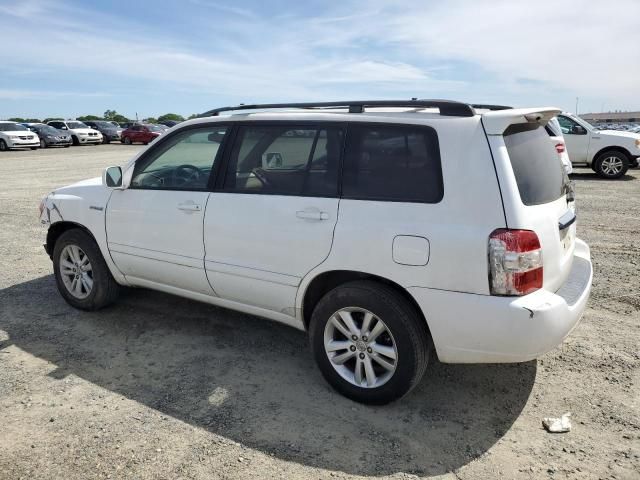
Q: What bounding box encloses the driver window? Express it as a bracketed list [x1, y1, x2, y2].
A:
[557, 116, 578, 134]
[130, 126, 227, 190]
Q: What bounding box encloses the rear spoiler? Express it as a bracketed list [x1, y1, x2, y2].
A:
[481, 107, 562, 135]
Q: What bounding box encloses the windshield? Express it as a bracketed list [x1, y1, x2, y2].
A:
[67, 121, 88, 129]
[93, 121, 114, 128]
[504, 124, 565, 206]
[0, 123, 28, 131]
[36, 125, 62, 135]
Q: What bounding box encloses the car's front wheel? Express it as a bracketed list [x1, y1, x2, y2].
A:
[71, 135, 79, 146]
[53, 229, 120, 310]
[309, 280, 430, 405]
[594, 150, 629, 179]
[0, 140, 8, 151]
[123, 137, 132, 145]
[40, 139, 47, 149]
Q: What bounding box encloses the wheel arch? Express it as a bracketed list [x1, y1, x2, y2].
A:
[300, 269, 433, 340]
[45, 221, 99, 258]
[592, 145, 632, 164]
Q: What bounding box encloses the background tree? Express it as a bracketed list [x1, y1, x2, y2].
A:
[8, 117, 25, 122]
[43, 117, 63, 123]
[77, 115, 102, 121]
[187, 114, 200, 119]
[157, 113, 185, 123]
[25, 118, 42, 123]
[103, 110, 129, 123]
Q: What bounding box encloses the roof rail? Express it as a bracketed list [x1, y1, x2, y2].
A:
[471, 104, 512, 111]
[198, 99, 476, 118]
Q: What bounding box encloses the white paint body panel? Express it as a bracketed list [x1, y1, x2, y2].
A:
[106, 189, 213, 295]
[203, 193, 338, 314]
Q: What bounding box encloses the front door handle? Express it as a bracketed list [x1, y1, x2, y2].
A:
[177, 202, 201, 213]
[296, 210, 329, 221]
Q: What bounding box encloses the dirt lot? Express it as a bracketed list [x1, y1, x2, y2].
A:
[0, 145, 638, 480]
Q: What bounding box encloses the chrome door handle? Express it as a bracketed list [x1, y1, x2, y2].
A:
[296, 210, 329, 221]
[177, 202, 201, 212]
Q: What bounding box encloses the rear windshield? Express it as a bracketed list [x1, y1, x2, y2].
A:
[504, 124, 565, 206]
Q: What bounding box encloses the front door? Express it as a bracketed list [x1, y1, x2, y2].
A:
[203, 124, 343, 313]
[558, 115, 590, 164]
[106, 125, 228, 295]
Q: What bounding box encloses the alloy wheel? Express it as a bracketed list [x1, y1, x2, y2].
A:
[601, 156, 623, 176]
[59, 245, 93, 299]
[324, 307, 398, 388]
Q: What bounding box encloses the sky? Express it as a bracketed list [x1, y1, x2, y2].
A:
[0, 0, 638, 120]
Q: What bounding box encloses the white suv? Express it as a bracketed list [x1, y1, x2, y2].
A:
[39, 100, 593, 404]
[47, 120, 103, 146]
[557, 112, 640, 178]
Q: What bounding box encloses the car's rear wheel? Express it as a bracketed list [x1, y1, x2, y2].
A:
[595, 150, 629, 179]
[309, 280, 430, 405]
[53, 229, 120, 310]
[123, 137, 132, 145]
[0, 140, 8, 151]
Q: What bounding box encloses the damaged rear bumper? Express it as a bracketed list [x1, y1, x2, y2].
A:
[408, 238, 592, 363]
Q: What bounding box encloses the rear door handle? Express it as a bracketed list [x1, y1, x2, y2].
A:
[177, 202, 201, 213]
[296, 210, 329, 221]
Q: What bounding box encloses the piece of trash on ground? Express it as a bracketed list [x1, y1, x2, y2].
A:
[542, 412, 572, 433]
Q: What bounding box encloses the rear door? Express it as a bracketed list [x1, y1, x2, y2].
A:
[485, 118, 575, 291]
[203, 123, 343, 313]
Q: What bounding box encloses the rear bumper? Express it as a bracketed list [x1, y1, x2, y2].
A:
[409, 238, 593, 363]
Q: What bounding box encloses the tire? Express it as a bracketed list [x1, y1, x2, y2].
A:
[30, 147, 38, 150]
[52, 229, 120, 310]
[64, 145, 71, 148]
[309, 280, 430, 405]
[72, 135, 79, 146]
[123, 137, 132, 145]
[594, 150, 629, 179]
[40, 139, 47, 149]
[0, 139, 8, 151]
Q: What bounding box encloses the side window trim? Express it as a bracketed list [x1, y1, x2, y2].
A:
[213, 121, 346, 198]
[128, 122, 231, 192]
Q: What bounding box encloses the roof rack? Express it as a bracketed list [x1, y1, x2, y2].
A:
[470, 104, 512, 111]
[199, 99, 476, 118]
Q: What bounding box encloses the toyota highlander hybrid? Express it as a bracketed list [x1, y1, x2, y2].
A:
[38, 100, 593, 404]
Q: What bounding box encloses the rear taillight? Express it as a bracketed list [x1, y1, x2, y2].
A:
[488, 229, 543, 296]
[555, 143, 565, 154]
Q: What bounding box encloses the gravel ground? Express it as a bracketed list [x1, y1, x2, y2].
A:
[0, 145, 638, 480]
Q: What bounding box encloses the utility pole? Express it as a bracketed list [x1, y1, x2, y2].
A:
[575, 97, 579, 115]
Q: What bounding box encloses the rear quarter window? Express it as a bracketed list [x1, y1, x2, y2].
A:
[503, 124, 565, 206]
[342, 124, 443, 203]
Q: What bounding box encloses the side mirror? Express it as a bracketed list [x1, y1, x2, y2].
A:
[103, 166, 123, 188]
[571, 125, 586, 135]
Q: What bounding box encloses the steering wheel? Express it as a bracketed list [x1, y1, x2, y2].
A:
[172, 164, 201, 187]
[251, 167, 272, 188]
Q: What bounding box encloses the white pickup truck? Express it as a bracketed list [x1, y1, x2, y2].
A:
[557, 112, 640, 178]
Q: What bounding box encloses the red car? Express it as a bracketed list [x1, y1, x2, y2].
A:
[120, 124, 164, 145]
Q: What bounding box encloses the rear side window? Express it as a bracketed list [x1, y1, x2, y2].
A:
[224, 125, 343, 197]
[342, 124, 443, 203]
[504, 124, 565, 206]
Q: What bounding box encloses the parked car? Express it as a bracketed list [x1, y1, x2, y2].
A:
[558, 113, 640, 177]
[120, 124, 164, 145]
[39, 100, 593, 404]
[159, 120, 180, 128]
[25, 123, 72, 148]
[0, 121, 40, 151]
[84, 120, 123, 143]
[546, 117, 572, 174]
[46, 120, 103, 146]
